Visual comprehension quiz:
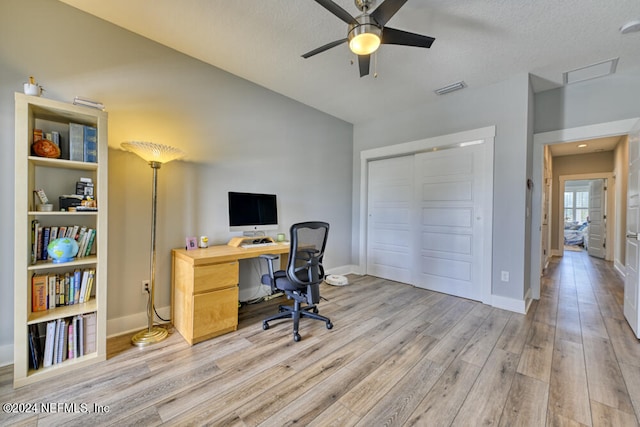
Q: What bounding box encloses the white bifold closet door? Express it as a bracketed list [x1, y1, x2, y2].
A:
[367, 144, 486, 301]
[366, 156, 414, 284]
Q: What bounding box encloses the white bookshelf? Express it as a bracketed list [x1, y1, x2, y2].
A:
[13, 93, 108, 388]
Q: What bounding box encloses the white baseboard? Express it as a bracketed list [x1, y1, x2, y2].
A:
[326, 264, 360, 276]
[491, 291, 530, 314]
[614, 260, 626, 279]
[107, 305, 171, 338]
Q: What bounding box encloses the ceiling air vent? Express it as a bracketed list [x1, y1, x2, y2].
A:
[563, 58, 618, 85]
[434, 81, 467, 95]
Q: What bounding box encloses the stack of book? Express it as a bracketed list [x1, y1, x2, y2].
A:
[28, 312, 97, 370]
[31, 268, 95, 311]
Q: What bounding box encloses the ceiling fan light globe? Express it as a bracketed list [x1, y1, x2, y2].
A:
[349, 32, 381, 55]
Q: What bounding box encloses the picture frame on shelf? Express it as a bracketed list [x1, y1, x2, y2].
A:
[186, 237, 197, 250]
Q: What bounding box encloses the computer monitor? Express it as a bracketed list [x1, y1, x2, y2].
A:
[228, 192, 278, 233]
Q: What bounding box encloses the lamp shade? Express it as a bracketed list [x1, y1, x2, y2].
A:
[121, 141, 185, 164]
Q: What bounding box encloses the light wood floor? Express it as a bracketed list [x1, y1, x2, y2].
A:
[2, 250, 640, 426]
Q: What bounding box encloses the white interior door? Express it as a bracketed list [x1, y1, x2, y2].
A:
[366, 156, 414, 284]
[624, 119, 640, 338]
[588, 179, 606, 258]
[412, 146, 485, 300]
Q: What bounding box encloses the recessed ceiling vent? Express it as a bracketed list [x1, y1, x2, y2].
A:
[563, 58, 619, 85]
[434, 81, 467, 95]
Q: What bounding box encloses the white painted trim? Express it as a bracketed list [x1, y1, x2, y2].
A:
[534, 119, 638, 145]
[359, 126, 496, 305]
[614, 259, 626, 279]
[530, 118, 640, 301]
[491, 292, 529, 314]
[558, 173, 615, 260]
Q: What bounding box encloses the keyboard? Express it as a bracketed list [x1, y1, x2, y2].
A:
[240, 242, 277, 248]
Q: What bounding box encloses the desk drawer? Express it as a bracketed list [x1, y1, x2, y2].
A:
[192, 286, 239, 342]
[194, 261, 239, 293]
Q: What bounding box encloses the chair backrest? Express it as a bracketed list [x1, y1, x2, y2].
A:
[287, 222, 329, 303]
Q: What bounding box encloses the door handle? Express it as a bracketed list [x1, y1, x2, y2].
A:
[627, 233, 639, 240]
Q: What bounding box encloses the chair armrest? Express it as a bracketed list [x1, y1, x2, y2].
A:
[259, 254, 279, 281]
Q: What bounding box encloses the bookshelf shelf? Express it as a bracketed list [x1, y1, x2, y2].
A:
[13, 93, 108, 388]
[26, 351, 99, 382]
[28, 156, 98, 171]
[27, 300, 98, 325]
[28, 211, 99, 217]
[27, 256, 98, 271]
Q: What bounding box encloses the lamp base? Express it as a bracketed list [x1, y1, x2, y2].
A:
[131, 326, 168, 347]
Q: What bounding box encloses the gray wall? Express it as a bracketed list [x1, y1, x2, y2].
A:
[352, 73, 532, 301]
[0, 0, 353, 362]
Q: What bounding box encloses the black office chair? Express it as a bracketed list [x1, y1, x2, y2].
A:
[260, 221, 333, 341]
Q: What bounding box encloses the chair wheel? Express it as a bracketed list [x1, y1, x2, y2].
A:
[294, 333, 301, 342]
[312, 307, 319, 314]
[262, 322, 269, 330]
[326, 322, 333, 330]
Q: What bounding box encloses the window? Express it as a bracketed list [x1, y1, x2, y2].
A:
[564, 190, 589, 223]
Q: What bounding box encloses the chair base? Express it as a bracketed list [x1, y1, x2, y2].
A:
[263, 296, 333, 341]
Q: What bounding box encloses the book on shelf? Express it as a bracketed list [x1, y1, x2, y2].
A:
[69, 123, 85, 162]
[43, 320, 56, 368]
[83, 126, 97, 163]
[41, 227, 50, 260]
[28, 326, 39, 370]
[31, 274, 48, 312]
[68, 321, 75, 360]
[84, 312, 97, 354]
[31, 220, 39, 264]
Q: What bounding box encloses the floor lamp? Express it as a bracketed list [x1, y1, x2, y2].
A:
[121, 141, 185, 347]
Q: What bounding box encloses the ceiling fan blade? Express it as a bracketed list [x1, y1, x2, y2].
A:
[313, 0, 357, 25]
[358, 55, 370, 77]
[371, 0, 409, 26]
[301, 38, 348, 58]
[381, 27, 435, 48]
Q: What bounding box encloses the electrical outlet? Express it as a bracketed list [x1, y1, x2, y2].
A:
[141, 280, 150, 295]
[501, 271, 509, 282]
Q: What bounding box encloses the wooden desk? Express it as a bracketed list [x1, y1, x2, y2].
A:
[171, 243, 290, 345]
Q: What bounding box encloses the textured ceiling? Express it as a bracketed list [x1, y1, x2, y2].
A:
[58, 0, 640, 124]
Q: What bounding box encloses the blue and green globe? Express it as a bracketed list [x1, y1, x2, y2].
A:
[47, 237, 79, 263]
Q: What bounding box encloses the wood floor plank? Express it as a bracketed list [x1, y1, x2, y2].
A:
[582, 335, 635, 415]
[603, 317, 640, 368]
[459, 308, 511, 367]
[499, 372, 549, 427]
[452, 348, 519, 426]
[404, 358, 482, 426]
[589, 400, 639, 427]
[338, 333, 437, 416]
[517, 321, 555, 383]
[619, 362, 640, 423]
[549, 339, 592, 426]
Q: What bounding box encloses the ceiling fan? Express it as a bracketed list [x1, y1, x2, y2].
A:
[302, 0, 435, 77]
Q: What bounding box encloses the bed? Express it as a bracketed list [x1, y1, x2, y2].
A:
[564, 221, 589, 247]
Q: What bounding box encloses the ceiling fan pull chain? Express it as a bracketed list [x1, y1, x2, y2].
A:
[374, 52, 378, 78]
